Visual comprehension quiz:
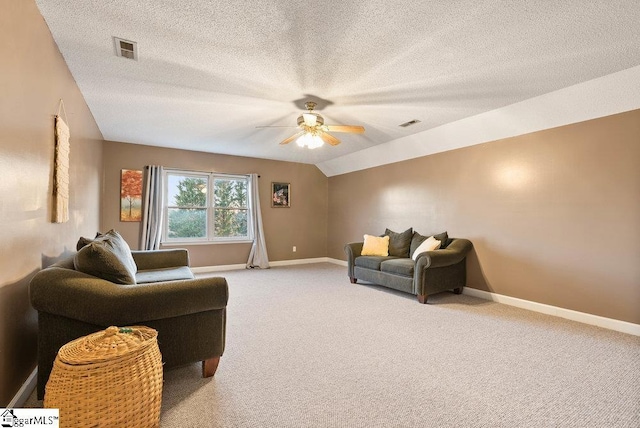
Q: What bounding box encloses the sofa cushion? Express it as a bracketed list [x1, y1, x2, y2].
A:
[380, 258, 415, 277]
[355, 255, 399, 271]
[136, 266, 195, 284]
[385, 228, 413, 257]
[411, 236, 442, 260]
[361, 234, 390, 256]
[410, 231, 448, 257]
[74, 230, 137, 284]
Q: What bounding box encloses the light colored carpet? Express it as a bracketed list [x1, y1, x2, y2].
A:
[27, 263, 640, 427]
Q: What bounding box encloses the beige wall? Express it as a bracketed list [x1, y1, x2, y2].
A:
[101, 141, 328, 266]
[328, 110, 640, 324]
[0, 0, 104, 405]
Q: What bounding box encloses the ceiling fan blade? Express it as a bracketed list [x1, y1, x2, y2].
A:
[326, 125, 365, 134]
[320, 132, 341, 146]
[302, 113, 317, 126]
[280, 132, 304, 145]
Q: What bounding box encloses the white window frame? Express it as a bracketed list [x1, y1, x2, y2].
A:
[162, 170, 253, 244]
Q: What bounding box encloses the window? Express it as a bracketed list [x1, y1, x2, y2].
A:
[164, 171, 251, 243]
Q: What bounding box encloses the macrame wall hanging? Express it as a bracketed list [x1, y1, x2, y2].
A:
[53, 99, 70, 223]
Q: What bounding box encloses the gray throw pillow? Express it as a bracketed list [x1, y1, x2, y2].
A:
[410, 231, 448, 257]
[433, 231, 449, 249]
[409, 232, 427, 258]
[74, 230, 137, 284]
[76, 232, 103, 251]
[385, 228, 413, 258]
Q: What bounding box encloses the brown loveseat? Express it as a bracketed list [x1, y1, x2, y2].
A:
[30, 231, 228, 399]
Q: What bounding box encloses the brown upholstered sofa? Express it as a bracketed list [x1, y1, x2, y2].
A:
[345, 229, 472, 303]
[30, 237, 228, 399]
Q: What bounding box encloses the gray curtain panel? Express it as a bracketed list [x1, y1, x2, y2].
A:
[140, 165, 164, 250]
[247, 173, 269, 268]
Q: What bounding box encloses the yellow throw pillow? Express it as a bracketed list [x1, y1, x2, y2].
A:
[361, 234, 390, 256]
[411, 236, 441, 260]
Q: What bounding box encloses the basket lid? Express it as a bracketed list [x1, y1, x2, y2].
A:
[57, 326, 158, 365]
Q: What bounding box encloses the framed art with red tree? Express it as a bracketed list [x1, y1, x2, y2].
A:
[120, 169, 143, 221]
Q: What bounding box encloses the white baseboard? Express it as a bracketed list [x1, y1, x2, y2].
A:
[9, 367, 37, 407]
[192, 257, 346, 273]
[269, 257, 330, 267]
[191, 263, 247, 273]
[463, 287, 640, 336]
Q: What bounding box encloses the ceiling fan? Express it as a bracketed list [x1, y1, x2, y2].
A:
[258, 102, 365, 149]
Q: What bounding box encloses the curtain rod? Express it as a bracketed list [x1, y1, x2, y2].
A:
[149, 166, 259, 177]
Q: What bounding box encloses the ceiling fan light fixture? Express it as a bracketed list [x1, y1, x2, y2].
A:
[296, 133, 324, 149]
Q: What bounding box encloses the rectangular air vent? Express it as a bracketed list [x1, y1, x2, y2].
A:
[399, 119, 421, 127]
[114, 37, 137, 60]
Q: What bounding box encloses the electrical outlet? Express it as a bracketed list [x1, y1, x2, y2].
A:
[293, 246, 297, 252]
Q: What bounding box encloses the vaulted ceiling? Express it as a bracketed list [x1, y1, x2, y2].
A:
[36, 1, 640, 168]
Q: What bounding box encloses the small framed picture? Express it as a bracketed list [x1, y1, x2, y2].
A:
[271, 182, 291, 208]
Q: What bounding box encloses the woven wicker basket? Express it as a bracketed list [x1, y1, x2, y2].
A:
[44, 326, 163, 428]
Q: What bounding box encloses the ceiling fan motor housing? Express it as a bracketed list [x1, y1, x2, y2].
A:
[297, 113, 324, 127]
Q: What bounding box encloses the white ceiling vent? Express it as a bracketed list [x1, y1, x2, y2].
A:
[114, 37, 137, 60]
[399, 119, 421, 127]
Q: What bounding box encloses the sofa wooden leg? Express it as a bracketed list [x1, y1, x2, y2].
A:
[453, 287, 463, 295]
[350, 277, 357, 284]
[417, 294, 428, 304]
[202, 356, 220, 378]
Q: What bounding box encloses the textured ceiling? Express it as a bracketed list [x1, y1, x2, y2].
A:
[35, 0, 640, 165]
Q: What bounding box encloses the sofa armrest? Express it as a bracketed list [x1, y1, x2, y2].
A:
[412, 238, 472, 295]
[344, 242, 364, 259]
[132, 249, 190, 270]
[30, 267, 228, 326]
[414, 238, 473, 269]
[344, 242, 364, 277]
